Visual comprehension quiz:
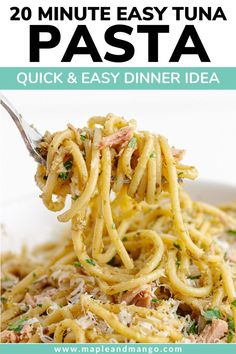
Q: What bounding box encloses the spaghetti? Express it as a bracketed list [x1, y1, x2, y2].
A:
[1, 114, 236, 343]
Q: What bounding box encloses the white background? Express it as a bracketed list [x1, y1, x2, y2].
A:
[0, 0, 236, 66]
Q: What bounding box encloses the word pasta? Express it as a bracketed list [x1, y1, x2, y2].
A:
[30, 25, 210, 62]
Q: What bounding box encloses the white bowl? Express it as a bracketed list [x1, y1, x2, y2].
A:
[1, 180, 235, 252]
[184, 180, 236, 205]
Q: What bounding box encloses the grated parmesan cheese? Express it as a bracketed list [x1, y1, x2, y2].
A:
[76, 311, 96, 330]
[25, 318, 39, 326]
[46, 303, 60, 315]
[37, 327, 54, 343]
[118, 308, 133, 326]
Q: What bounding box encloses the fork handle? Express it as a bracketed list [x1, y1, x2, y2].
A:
[0, 93, 45, 165]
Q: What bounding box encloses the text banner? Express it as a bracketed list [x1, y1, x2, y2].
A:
[0, 344, 236, 354]
[0, 67, 235, 90]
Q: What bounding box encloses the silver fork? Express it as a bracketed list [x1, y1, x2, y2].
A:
[0, 93, 46, 165]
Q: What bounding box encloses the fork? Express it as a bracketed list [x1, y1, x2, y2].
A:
[0, 93, 46, 165]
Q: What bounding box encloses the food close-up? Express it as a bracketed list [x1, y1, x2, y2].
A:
[1, 114, 236, 344]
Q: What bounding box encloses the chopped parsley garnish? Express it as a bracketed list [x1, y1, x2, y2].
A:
[86, 259, 96, 266]
[108, 257, 116, 266]
[228, 320, 235, 331]
[227, 332, 234, 343]
[173, 242, 181, 250]
[224, 252, 228, 261]
[32, 272, 36, 278]
[64, 160, 73, 170]
[151, 298, 158, 303]
[122, 237, 128, 242]
[128, 137, 137, 149]
[112, 223, 116, 230]
[58, 172, 69, 180]
[227, 230, 236, 236]
[177, 172, 184, 178]
[37, 304, 43, 308]
[203, 308, 221, 320]
[80, 133, 86, 141]
[150, 152, 157, 158]
[188, 321, 198, 335]
[188, 275, 201, 280]
[176, 259, 181, 267]
[8, 317, 28, 333]
[2, 277, 10, 282]
[74, 261, 82, 268]
[231, 299, 236, 307]
[0, 296, 7, 303]
[72, 195, 79, 201]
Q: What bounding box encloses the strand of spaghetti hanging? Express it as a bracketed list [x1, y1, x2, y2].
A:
[36, 113, 200, 275]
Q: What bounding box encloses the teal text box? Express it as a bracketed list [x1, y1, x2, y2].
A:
[0, 344, 236, 354]
[0, 67, 235, 89]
